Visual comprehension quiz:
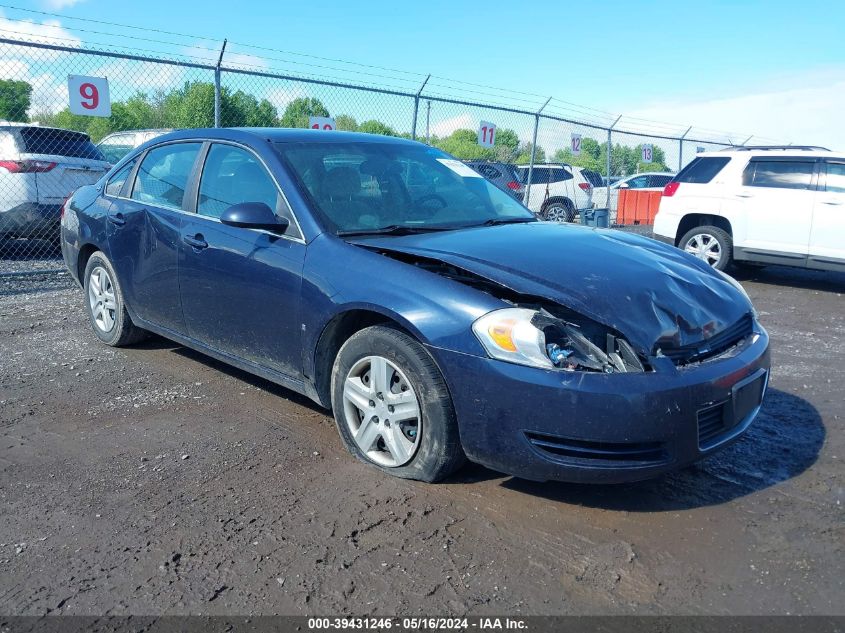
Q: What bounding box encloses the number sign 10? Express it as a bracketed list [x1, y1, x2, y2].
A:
[67, 75, 111, 117]
[309, 116, 336, 131]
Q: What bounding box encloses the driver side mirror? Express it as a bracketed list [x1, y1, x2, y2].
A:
[617, 182, 630, 189]
[220, 202, 289, 233]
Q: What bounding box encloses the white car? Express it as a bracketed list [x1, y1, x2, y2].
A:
[593, 171, 674, 216]
[97, 129, 173, 165]
[0, 123, 110, 243]
[653, 146, 844, 272]
[516, 164, 595, 222]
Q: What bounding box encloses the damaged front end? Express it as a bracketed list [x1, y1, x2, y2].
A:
[374, 250, 647, 373]
[473, 307, 646, 374]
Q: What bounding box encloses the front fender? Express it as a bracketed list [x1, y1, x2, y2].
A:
[299, 234, 504, 380]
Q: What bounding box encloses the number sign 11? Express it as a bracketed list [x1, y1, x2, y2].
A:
[68, 75, 111, 117]
[478, 121, 496, 148]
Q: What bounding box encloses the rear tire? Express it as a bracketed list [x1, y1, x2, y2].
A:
[331, 325, 465, 482]
[83, 251, 147, 346]
[679, 225, 732, 271]
[542, 199, 576, 223]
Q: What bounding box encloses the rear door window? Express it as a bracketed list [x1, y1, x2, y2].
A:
[824, 162, 845, 193]
[19, 127, 105, 160]
[131, 142, 202, 210]
[627, 175, 650, 189]
[743, 160, 815, 190]
[649, 175, 672, 188]
[675, 157, 730, 184]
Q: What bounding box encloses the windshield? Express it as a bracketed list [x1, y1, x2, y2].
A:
[275, 141, 534, 234]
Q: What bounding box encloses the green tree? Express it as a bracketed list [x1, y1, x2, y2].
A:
[280, 97, 329, 128]
[228, 90, 278, 127]
[514, 142, 545, 164]
[0, 79, 32, 121]
[432, 128, 495, 160]
[357, 119, 397, 136]
[335, 114, 358, 131]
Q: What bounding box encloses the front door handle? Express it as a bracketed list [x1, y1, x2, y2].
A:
[735, 193, 754, 198]
[820, 199, 842, 206]
[108, 213, 126, 226]
[183, 234, 208, 250]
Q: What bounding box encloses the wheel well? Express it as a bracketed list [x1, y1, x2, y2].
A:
[674, 214, 732, 245]
[77, 243, 99, 285]
[312, 309, 410, 408]
[540, 196, 573, 212]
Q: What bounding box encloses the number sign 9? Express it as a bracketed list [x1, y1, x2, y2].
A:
[68, 75, 111, 117]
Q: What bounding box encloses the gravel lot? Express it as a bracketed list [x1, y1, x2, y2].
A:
[1, 253, 843, 616]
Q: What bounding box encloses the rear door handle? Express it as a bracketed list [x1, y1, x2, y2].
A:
[735, 193, 754, 198]
[820, 199, 842, 206]
[183, 234, 208, 250]
[108, 213, 126, 226]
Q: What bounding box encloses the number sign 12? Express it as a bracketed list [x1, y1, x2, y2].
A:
[68, 75, 111, 117]
[478, 121, 496, 148]
[571, 133, 582, 156]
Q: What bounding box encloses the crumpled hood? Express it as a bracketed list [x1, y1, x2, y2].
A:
[353, 223, 753, 357]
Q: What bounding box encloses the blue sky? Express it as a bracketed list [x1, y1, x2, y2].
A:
[3, 0, 844, 150]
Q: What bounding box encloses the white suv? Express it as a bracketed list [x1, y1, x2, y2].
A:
[0, 123, 110, 243]
[653, 146, 845, 272]
[515, 163, 595, 222]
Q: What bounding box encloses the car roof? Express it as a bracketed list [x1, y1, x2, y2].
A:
[148, 127, 420, 147]
[0, 122, 89, 135]
[623, 171, 673, 177]
[699, 147, 842, 159]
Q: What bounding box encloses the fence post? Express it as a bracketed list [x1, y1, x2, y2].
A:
[411, 75, 430, 141]
[606, 115, 621, 210]
[525, 97, 552, 206]
[214, 39, 227, 128]
[679, 126, 692, 172]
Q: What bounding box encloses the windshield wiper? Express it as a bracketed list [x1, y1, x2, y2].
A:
[477, 217, 537, 227]
[336, 224, 455, 237]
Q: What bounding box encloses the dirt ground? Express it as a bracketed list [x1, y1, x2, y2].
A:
[0, 259, 843, 616]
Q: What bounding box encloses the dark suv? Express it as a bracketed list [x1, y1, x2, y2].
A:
[463, 160, 525, 200]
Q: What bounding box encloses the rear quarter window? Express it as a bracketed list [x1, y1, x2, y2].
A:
[19, 127, 105, 160]
[742, 159, 815, 190]
[675, 157, 730, 184]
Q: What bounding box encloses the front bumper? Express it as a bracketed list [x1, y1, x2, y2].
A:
[433, 327, 770, 483]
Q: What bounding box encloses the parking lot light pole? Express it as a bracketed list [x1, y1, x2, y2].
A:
[679, 126, 692, 172]
[525, 97, 552, 205]
[607, 115, 622, 210]
[214, 39, 227, 128]
[411, 75, 430, 141]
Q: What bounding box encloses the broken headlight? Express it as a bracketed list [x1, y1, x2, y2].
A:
[472, 307, 644, 373]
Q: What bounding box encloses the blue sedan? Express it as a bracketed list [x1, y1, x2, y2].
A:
[61, 129, 770, 483]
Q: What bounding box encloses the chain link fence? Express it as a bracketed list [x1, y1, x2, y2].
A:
[1, 37, 748, 275]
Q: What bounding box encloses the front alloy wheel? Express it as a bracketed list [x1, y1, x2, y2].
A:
[341, 355, 421, 467]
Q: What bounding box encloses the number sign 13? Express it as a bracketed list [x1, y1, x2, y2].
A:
[68, 75, 111, 117]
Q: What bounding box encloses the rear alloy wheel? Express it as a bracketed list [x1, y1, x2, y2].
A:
[331, 325, 465, 482]
[543, 200, 576, 223]
[679, 225, 733, 272]
[83, 252, 147, 346]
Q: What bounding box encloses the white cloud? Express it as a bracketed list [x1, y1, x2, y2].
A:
[39, 0, 86, 9]
[624, 69, 845, 151]
[93, 60, 185, 94]
[264, 85, 307, 112]
[428, 113, 475, 138]
[0, 12, 82, 60]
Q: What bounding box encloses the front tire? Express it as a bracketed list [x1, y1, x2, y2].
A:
[331, 325, 465, 482]
[83, 251, 147, 346]
[679, 225, 732, 271]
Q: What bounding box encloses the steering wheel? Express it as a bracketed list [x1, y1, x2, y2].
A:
[413, 193, 448, 210]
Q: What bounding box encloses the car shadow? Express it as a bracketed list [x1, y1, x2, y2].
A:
[495, 387, 824, 511]
[733, 265, 845, 292]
